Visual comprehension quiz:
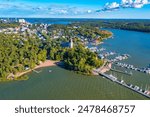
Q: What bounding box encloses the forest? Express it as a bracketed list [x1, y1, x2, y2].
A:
[63, 45, 103, 75]
[72, 19, 150, 33]
[0, 33, 47, 80]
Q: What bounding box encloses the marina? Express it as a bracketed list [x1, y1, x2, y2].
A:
[87, 28, 150, 101]
[89, 40, 150, 76]
[96, 28, 150, 99]
[94, 46, 150, 98]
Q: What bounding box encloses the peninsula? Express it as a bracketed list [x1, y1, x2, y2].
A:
[0, 18, 112, 81]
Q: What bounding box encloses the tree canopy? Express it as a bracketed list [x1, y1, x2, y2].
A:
[0, 33, 46, 79]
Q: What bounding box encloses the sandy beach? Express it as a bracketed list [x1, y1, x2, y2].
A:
[15, 60, 58, 78]
[35, 60, 57, 69]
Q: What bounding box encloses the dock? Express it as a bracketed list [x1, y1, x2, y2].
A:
[98, 72, 150, 99]
[115, 62, 150, 74]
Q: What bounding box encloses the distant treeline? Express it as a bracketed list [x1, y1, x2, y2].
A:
[71, 19, 150, 33]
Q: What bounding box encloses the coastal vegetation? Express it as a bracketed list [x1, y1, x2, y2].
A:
[63, 45, 103, 75]
[0, 33, 47, 80]
[0, 75, 28, 82]
[0, 21, 112, 80]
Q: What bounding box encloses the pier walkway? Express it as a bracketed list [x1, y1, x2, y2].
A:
[98, 72, 150, 99]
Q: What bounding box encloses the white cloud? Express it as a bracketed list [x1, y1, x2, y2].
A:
[121, 0, 150, 8]
[142, 0, 149, 4]
[100, 0, 150, 12]
[47, 7, 93, 16]
[122, 0, 133, 4]
[102, 2, 120, 11]
[60, 10, 68, 14]
[132, 3, 144, 8]
[0, 2, 94, 17]
[87, 10, 92, 13]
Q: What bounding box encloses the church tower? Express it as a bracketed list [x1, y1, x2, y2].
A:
[70, 38, 73, 48]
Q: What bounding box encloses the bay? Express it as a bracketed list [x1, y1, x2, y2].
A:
[0, 24, 149, 100]
[0, 66, 147, 100]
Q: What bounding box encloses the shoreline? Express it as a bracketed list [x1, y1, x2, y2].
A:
[15, 60, 58, 78]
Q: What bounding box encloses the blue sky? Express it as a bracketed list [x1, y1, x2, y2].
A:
[0, 0, 150, 18]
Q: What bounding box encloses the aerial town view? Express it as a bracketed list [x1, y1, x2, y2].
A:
[0, 0, 150, 100]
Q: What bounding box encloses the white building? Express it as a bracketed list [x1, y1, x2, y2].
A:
[70, 38, 73, 48]
[18, 19, 26, 23]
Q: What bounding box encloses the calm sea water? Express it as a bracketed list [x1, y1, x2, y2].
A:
[0, 22, 149, 99]
[0, 66, 147, 100]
